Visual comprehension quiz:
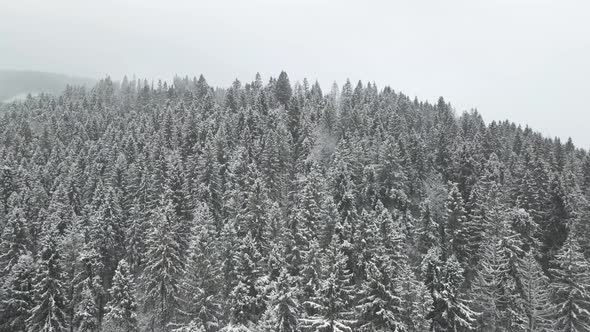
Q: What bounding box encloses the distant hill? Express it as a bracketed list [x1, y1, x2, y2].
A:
[0, 70, 95, 102]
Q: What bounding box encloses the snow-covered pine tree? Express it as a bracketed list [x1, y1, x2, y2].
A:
[125, 197, 146, 274]
[351, 209, 378, 286]
[518, 250, 552, 332]
[376, 136, 408, 211]
[540, 174, 569, 271]
[87, 182, 125, 320]
[0, 193, 28, 278]
[319, 196, 341, 250]
[240, 164, 271, 257]
[227, 232, 266, 327]
[416, 200, 439, 258]
[302, 234, 356, 332]
[299, 238, 322, 311]
[258, 268, 301, 332]
[470, 232, 525, 331]
[297, 163, 324, 242]
[260, 123, 290, 204]
[59, 216, 85, 331]
[398, 258, 431, 332]
[0, 254, 35, 332]
[285, 200, 311, 279]
[444, 182, 469, 265]
[76, 282, 99, 332]
[194, 141, 223, 224]
[103, 260, 139, 332]
[26, 221, 68, 332]
[165, 150, 192, 241]
[549, 226, 590, 331]
[423, 248, 475, 332]
[275, 71, 293, 107]
[141, 197, 186, 331]
[354, 237, 405, 331]
[177, 203, 222, 332]
[219, 217, 240, 309]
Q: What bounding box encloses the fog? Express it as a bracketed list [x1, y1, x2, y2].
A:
[1, 0, 589, 147]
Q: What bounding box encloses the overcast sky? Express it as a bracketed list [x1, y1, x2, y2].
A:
[1, 0, 589, 147]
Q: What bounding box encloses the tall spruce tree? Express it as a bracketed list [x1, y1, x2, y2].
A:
[76, 282, 99, 332]
[518, 251, 552, 332]
[549, 228, 590, 332]
[302, 234, 356, 332]
[423, 249, 475, 332]
[141, 198, 185, 331]
[103, 260, 139, 332]
[0, 193, 28, 277]
[258, 268, 301, 332]
[177, 203, 222, 332]
[26, 221, 68, 332]
[0, 254, 35, 332]
[275, 71, 293, 107]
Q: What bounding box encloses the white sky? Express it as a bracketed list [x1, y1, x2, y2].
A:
[1, 0, 589, 147]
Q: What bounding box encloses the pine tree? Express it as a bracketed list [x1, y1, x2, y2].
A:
[302, 234, 356, 332]
[228, 233, 266, 326]
[471, 234, 524, 331]
[355, 242, 406, 331]
[72, 243, 105, 332]
[26, 221, 68, 332]
[299, 238, 322, 310]
[285, 178, 317, 279]
[125, 197, 146, 273]
[177, 203, 222, 332]
[0, 193, 28, 277]
[219, 218, 240, 305]
[398, 259, 431, 332]
[518, 251, 552, 332]
[141, 198, 185, 331]
[376, 136, 408, 211]
[239, 164, 270, 256]
[464, 183, 490, 271]
[87, 182, 125, 316]
[298, 164, 324, 241]
[423, 249, 475, 332]
[103, 260, 139, 332]
[541, 174, 569, 271]
[444, 182, 469, 265]
[195, 142, 223, 223]
[260, 125, 290, 203]
[416, 200, 439, 257]
[0, 254, 35, 332]
[337, 80, 353, 137]
[76, 282, 99, 332]
[275, 71, 292, 107]
[549, 230, 590, 331]
[59, 216, 85, 331]
[258, 268, 301, 332]
[165, 150, 192, 233]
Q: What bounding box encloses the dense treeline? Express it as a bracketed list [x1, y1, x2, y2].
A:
[0, 72, 589, 331]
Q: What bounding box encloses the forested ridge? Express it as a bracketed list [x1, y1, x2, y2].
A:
[0, 72, 589, 332]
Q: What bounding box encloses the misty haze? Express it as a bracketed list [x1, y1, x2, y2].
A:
[1, 1, 589, 332]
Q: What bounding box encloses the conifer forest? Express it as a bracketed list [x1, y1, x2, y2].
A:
[0, 72, 589, 332]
